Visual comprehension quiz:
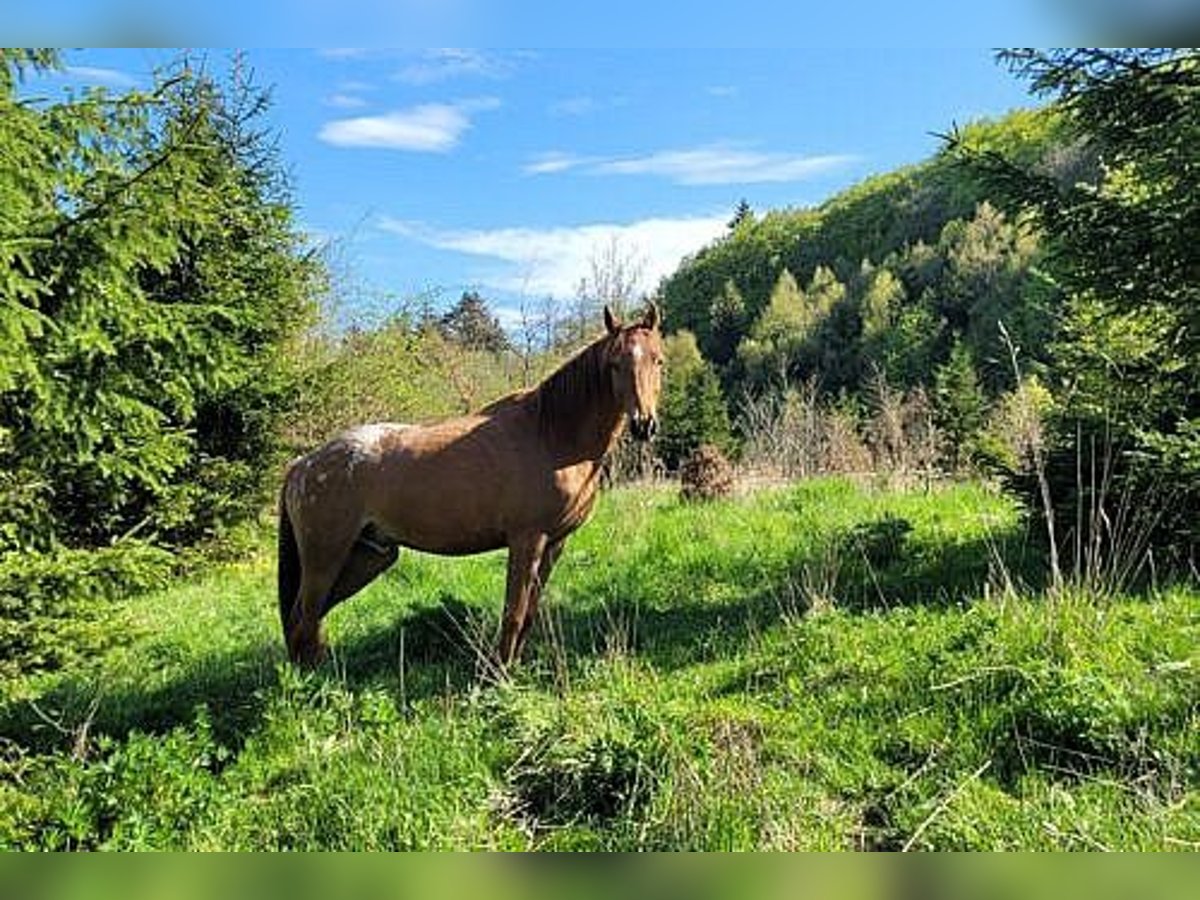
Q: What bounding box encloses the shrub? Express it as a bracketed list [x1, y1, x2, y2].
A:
[679, 444, 735, 502]
[0, 543, 174, 676]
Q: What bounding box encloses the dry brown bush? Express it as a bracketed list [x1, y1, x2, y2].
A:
[679, 444, 735, 502]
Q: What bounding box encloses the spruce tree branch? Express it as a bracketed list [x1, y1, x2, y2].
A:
[48, 104, 205, 243]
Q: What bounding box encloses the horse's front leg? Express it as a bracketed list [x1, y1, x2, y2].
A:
[515, 537, 564, 660]
[498, 533, 548, 669]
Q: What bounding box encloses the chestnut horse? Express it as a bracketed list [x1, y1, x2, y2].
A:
[278, 304, 663, 668]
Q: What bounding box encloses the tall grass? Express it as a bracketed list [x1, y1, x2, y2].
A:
[1, 480, 1196, 850]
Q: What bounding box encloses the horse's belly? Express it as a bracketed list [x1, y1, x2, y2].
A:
[368, 488, 508, 556]
[394, 528, 507, 557]
[355, 427, 598, 555]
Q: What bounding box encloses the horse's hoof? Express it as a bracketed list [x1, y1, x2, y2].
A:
[287, 629, 328, 668]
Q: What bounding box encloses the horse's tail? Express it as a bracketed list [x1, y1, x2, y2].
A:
[278, 481, 301, 641]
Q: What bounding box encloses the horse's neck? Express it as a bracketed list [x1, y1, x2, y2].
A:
[560, 399, 625, 467]
[536, 383, 625, 467]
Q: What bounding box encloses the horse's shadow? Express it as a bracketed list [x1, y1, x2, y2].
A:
[2, 514, 1036, 756]
[334, 512, 1040, 680]
[0, 598, 488, 758]
[507, 516, 1042, 673]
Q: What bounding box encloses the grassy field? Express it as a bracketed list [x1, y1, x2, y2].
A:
[1, 478, 1197, 850]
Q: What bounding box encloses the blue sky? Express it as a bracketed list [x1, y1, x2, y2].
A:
[37, 49, 1038, 327]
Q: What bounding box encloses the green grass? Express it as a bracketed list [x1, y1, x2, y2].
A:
[1, 478, 1197, 850]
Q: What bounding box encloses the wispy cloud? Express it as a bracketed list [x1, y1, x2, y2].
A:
[319, 98, 500, 152]
[380, 214, 728, 298]
[394, 49, 511, 85]
[324, 93, 369, 109]
[528, 143, 857, 186]
[706, 85, 739, 98]
[549, 96, 597, 116]
[62, 65, 139, 87]
[318, 48, 371, 60]
[324, 79, 375, 108]
[522, 152, 596, 175]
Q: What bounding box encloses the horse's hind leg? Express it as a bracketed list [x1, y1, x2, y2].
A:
[322, 537, 398, 617]
[288, 527, 360, 667]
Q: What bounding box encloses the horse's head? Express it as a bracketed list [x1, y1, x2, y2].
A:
[604, 302, 664, 441]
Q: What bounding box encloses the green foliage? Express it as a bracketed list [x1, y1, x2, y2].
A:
[1, 482, 1195, 850]
[860, 267, 905, 341]
[660, 110, 1064, 370]
[0, 542, 173, 676]
[706, 279, 749, 366]
[284, 317, 528, 449]
[953, 48, 1200, 559]
[658, 110, 1064, 447]
[737, 266, 849, 391]
[933, 341, 987, 469]
[656, 331, 733, 470]
[0, 53, 321, 554]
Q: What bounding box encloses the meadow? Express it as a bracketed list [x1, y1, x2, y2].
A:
[2, 478, 1196, 850]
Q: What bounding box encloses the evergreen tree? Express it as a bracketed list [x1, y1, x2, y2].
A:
[656, 331, 733, 470]
[728, 198, 754, 231]
[0, 52, 321, 551]
[933, 340, 987, 470]
[955, 48, 1200, 558]
[438, 291, 511, 353]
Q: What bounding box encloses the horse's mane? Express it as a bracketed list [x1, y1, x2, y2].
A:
[532, 332, 614, 440]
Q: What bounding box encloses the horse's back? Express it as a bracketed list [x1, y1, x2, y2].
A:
[300, 413, 533, 553]
[288, 407, 590, 556]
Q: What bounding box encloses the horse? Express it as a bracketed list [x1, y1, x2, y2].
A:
[278, 303, 664, 669]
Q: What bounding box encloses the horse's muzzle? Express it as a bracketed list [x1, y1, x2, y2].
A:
[630, 414, 657, 442]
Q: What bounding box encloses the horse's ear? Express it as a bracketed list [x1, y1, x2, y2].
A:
[604, 305, 621, 336]
[643, 300, 660, 331]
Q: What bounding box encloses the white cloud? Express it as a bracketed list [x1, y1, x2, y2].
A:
[596, 145, 856, 185]
[394, 49, 511, 84]
[380, 214, 728, 298]
[62, 66, 138, 87]
[319, 98, 499, 152]
[525, 143, 857, 186]
[549, 96, 597, 116]
[522, 152, 593, 175]
[324, 93, 369, 109]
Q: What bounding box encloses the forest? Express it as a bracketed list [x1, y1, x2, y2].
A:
[0, 48, 1196, 850]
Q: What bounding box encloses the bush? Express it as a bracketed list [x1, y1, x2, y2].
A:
[0, 543, 174, 676]
[680, 445, 735, 502]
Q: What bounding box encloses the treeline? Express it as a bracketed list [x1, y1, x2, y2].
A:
[660, 110, 1068, 409]
[658, 48, 1198, 567]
